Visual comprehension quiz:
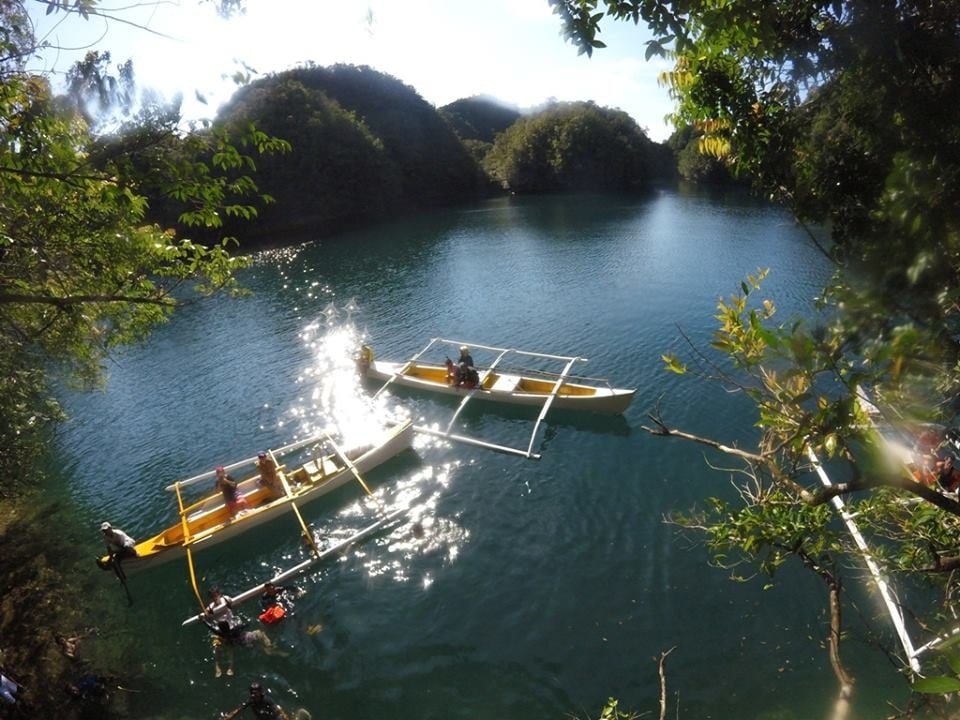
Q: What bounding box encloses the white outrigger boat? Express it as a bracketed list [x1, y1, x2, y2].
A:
[98, 419, 414, 575]
[361, 338, 635, 459]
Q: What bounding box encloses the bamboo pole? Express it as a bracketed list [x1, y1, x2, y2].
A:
[180, 509, 406, 626]
[413, 425, 541, 460]
[165, 433, 327, 491]
[525, 356, 578, 458]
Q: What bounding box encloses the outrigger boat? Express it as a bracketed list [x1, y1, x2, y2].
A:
[360, 338, 635, 459]
[97, 419, 414, 574]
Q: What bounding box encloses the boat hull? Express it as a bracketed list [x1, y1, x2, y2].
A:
[101, 420, 414, 573]
[366, 361, 634, 414]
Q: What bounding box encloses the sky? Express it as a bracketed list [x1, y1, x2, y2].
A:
[27, 0, 677, 142]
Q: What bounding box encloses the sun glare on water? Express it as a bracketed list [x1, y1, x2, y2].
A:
[277, 303, 467, 587]
[291, 305, 407, 447]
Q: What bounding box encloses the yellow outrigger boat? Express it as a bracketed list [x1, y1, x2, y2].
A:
[363, 339, 635, 415]
[98, 419, 414, 573]
[362, 337, 634, 459]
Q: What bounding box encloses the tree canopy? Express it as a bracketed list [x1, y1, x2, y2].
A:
[552, 0, 960, 706]
[484, 100, 670, 193]
[210, 64, 491, 240]
[0, 0, 286, 488]
[439, 94, 521, 145]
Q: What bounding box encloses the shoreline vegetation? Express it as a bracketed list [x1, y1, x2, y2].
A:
[0, 490, 140, 719]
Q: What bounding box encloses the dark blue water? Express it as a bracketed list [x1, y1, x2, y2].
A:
[53, 188, 910, 719]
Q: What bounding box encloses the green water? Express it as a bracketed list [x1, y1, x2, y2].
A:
[53, 188, 911, 719]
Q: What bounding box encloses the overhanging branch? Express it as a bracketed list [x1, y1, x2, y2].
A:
[0, 293, 176, 307]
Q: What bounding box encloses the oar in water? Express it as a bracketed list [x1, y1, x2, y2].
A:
[106, 551, 133, 606]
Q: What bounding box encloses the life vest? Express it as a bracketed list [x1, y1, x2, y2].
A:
[259, 605, 286, 624]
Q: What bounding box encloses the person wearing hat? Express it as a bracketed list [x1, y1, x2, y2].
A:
[256, 452, 283, 498]
[100, 522, 138, 563]
[457, 345, 479, 388]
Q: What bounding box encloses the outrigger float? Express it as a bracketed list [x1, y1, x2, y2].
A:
[361, 337, 636, 460]
[98, 419, 414, 575]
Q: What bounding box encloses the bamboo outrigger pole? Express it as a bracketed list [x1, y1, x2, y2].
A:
[165, 433, 328, 491]
[413, 425, 541, 460]
[180, 508, 407, 627]
[372, 337, 441, 400]
[806, 446, 922, 673]
[525, 356, 578, 458]
[270, 450, 321, 558]
[173, 482, 206, 612]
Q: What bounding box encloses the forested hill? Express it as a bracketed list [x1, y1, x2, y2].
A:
[439, 95, 521, 143]
[215, 64, 489, 240]
[206, 64, 678, 243]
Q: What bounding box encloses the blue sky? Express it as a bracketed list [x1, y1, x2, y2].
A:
[27, 0, 676, 141]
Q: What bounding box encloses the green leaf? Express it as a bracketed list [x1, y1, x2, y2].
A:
[912, 676, 960, 694]
[945, 649, 960, 676]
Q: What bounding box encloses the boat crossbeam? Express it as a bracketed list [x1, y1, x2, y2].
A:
[525, 356, 578, 458]
[444, 348, 512, 435]
[434, 337, 588, 364]
[165, 433, 329, 492]
[372, 337, 440, 400]
[414, 425, 541, 460]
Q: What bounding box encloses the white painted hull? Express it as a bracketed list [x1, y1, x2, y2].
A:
[106, 420, 414, 573]
[367, 360, 634, 414]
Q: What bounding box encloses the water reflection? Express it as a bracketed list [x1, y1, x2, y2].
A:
[206, 311, 473, 599]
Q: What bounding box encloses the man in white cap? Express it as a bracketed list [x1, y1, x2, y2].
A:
[100, 521, 138, 563]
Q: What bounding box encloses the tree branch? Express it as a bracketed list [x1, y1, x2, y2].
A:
[642, 411, 766, 463]
[658, 646, 676, 720]
[0, 293, 176, 307]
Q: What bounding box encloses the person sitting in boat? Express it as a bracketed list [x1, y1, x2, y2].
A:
[445, 356, 461, 386]
[457, 345, 480, 388]
[356, 344, 374, 374]
[100, 521, 138, 563]
[216, 466, 249, 517]
[256, 452, 283, 497]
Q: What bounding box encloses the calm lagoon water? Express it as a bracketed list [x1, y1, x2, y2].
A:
[52, 187, 912, 719]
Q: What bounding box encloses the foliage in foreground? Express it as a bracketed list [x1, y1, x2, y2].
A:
[0, 1, 286, 489]
[550, 0, 960, 708]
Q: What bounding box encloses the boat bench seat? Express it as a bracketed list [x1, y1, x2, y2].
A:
[302, 459, 339, 478]
[490, 375, 519, 392]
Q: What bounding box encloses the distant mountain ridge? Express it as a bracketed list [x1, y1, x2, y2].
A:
[438, 95, 522, 144]
[200, 64, 680, 244]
